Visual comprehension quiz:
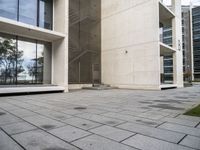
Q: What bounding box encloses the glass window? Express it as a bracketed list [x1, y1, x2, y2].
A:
[19, 0, 37, 26]
[0, 33, 17, 85]
[36, 43, 44, 83]
[39, 0, 53, 29]
[37, 41, 51, 84]
[17, 38, 37, 84]
[0, 33, 51, 85]
[0, 0, 18, 20]
[0, 0, 53, 30]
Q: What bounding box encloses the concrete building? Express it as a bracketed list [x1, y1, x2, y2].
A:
[182, 6, 193, 82]
[0, 0, 183, 93]
[192, 6, 200, 81]
[102, 0, 183, 90]
[162, 6, 193, 83]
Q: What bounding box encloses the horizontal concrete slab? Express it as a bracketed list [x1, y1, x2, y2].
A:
[0, 86, 65, 95]
[0, 17, 65, 42]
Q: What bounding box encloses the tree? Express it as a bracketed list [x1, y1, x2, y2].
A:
[27, 52, 44, 83]
[0, 38, 24, 84]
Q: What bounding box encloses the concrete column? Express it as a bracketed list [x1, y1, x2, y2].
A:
[190, 7, 194, 81]
[51, 0, 68, 92]
[43, 43, 52, 84]
[172, 0, 184, 87]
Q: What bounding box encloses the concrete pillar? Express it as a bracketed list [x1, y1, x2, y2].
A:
[190, 7, 194, 81]
[172, 0, 184, 87]
[51, 0, 68, 92]
[43, 43, 52, 84]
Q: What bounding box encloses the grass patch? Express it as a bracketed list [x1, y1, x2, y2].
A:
[184, 104, 200, 117]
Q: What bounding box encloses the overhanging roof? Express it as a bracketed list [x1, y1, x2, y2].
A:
[160, 42, 176, 55]
[159, 1, 175, 24]
[0, 17, 65, 42]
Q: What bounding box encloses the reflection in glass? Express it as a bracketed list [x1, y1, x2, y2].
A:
[0, 0, 18, 20]
[0, 33, 51, 85]
[17, 38, 37, 84]
[0, 0, 53, 30]
[39, 0, 53, 29]
[19, 0, 37, 25]
[36, 43, 44, 83]
[0, 34, 17, 85]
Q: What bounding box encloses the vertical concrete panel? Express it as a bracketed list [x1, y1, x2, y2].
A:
[52, 0, 68, 91]
[172, 0, 184, 87]
[101, 0, 160, 90]
[43, 44, 52, 84]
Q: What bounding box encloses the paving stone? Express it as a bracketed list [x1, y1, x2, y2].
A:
[36, 109, 73, 121]
[102, 112, 164, 127]
[76, 113, 125, 126]
[0, 103, 21, 111]
[0, 130, 23, 150]
[159, 122, 200, 137]
[161, 117, 199, 127]
[180, 135, 200, 150]
[135, 112, 165, 120]
[122, 134, 194, 150]
[1, 86, 200, 150]
[49, 125, 91, 142]
[149, 104, 185, 111]
[9, 109, 37, 118]
[72, 134, 137, 150]
[197, 124, 200, 128]
[12, 129, 79, 150]
[176, 115, 200, 122]
[117, 122, 185, 143]
[61, 109, 85, 115]
[90, 125, 135, 142]
[22, 105, 45, 111]
[1, 121, 37, 135]
[80, 108, 108, 115]
[63, 117, 102, 130]
[0, 114, 23, 126]
[23, 115, 65, 130]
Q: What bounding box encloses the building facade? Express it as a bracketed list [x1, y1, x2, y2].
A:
[162, 6, 193, 83]
[0, 0, 183, 91]
[192, 6, 200, 81]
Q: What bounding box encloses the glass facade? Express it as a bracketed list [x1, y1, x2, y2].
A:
[68, 0, 101, 84]
[192, 6, 200, 80]
[0, 0, 53, 30]
[0, 0, 18, 20]
[39, 0, 53, 29]
[160, 26, 174, 84]
[19, 0, 37, 26]
[0, 33, 51, 85]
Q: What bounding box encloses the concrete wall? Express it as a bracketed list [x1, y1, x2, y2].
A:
[101, 0, 161, 90]
[52, 0, 68, 91]
[172, 0, 184, 87]
[43, 43, 52, 84]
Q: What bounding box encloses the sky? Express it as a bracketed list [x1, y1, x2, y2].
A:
[163, 0, 200, 6]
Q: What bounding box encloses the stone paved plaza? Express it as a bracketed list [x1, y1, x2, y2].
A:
[0, 85, 200, 150]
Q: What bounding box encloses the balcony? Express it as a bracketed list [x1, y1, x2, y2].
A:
[160, 42, 176, 55]
[159, 1, 175, 25]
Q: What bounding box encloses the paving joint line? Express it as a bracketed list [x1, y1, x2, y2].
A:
[0, 128, 26, 150]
